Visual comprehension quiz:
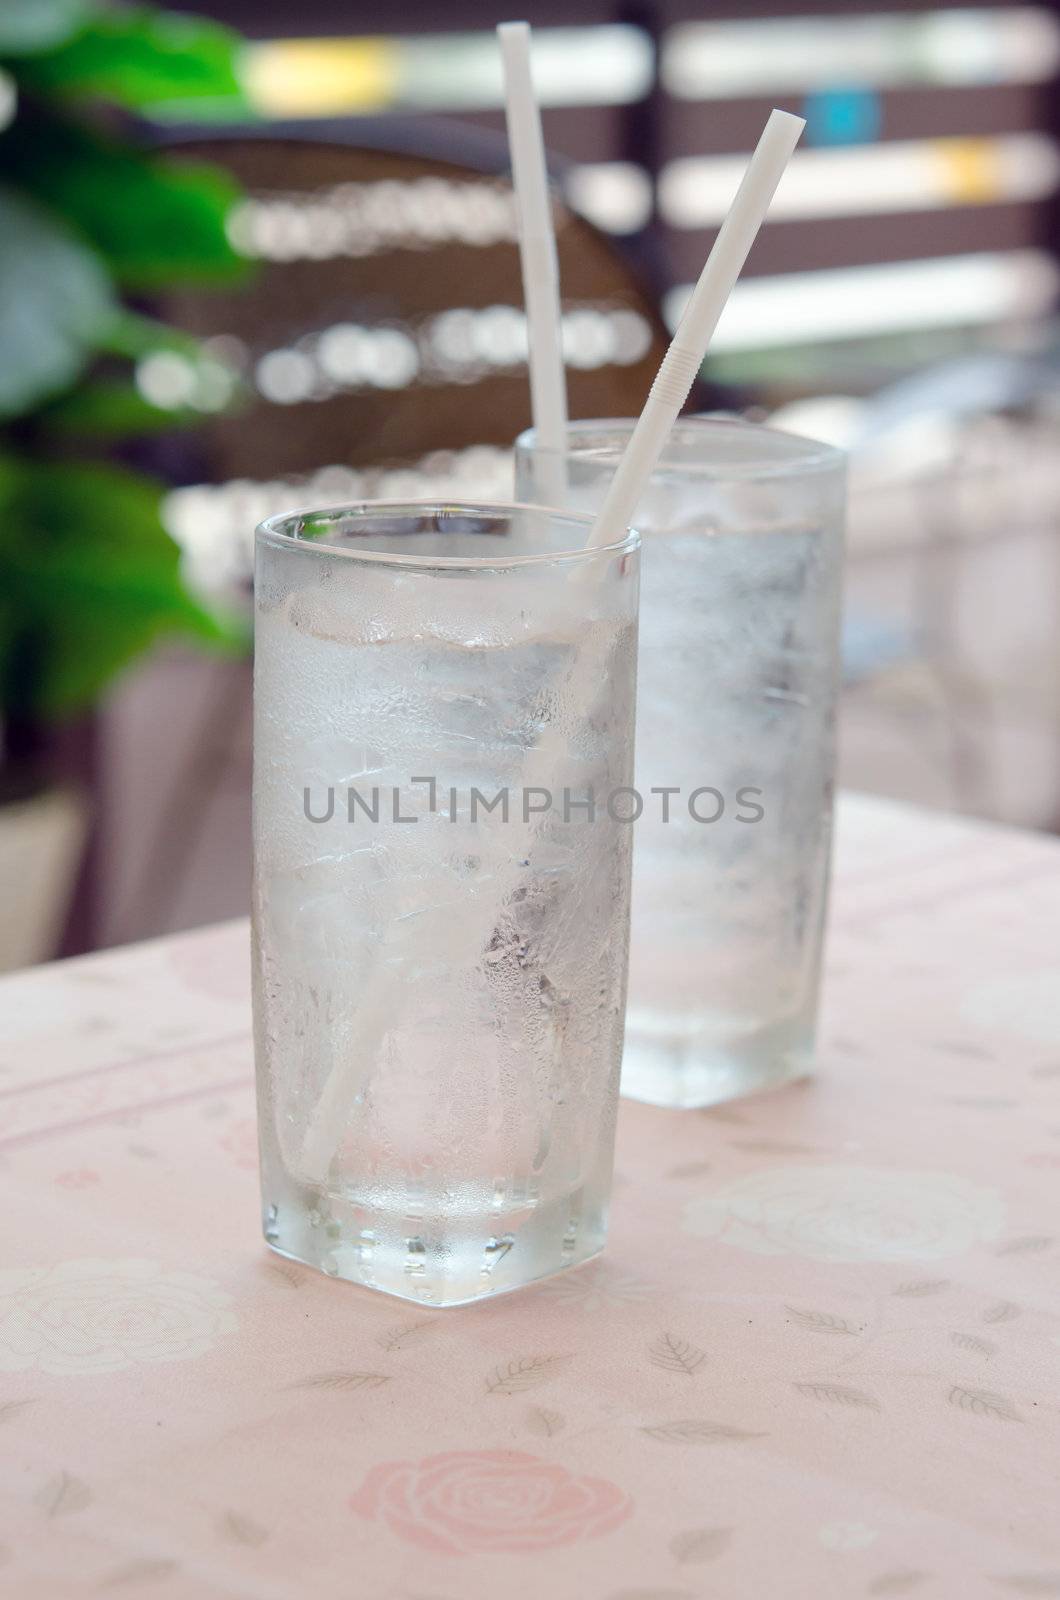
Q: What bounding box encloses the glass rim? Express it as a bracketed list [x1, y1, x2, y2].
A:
[255, 498, 639, 571]
[514, 414, 845, 480]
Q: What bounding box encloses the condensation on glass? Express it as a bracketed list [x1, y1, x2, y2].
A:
[252, 502, 640, 1304]
[517, 419, 845, 1109]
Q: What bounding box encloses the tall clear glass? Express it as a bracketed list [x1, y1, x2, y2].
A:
[252, 502, 640, 1306]
[516, 420, 845, 1108]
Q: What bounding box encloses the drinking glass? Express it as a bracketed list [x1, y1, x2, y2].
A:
[516, 419, 845, 1108]
[252, 502, 640, 1305]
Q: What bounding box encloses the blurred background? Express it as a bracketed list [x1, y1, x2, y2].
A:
[3, 0, 1060, 968]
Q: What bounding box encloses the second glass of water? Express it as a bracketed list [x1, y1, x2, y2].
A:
[252, 502, 640, 1305]
[516, 419, 845, 1109]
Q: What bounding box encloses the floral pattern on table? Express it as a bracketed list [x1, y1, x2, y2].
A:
[0, 796, 1059, 1599]
[0, 1258, 237, 1375]
[684, 1165, 1006, 1262]
[959, 970, 1060, 1045]
[220, 1117, 259, 1171]
[351, 1450, 633, 1554]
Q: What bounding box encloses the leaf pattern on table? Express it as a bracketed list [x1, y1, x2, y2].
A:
[289, 1372, 390, 1392]
[34, 1471, 91, 1517]
[947, 1095, 1018, 1110]
[606, 1590, 694, 1600]
[524, 1406, 565, 1438]
[731, 1139, 821, 1155]
[670, 1526, 732, 1564]
[377, 1320, 437, 1353]
[868, 1570, 930, 1595]
[485, 1355, 572, 1395]
[218, 1509, 269, 1546]
[266, 1262, 304, 1290]
[649, 1333, 705, 1376]
[820, 1521, 878, 1552]
[794, 1382, 880, 1410]
[15, 812, 1060, 1598]
[948, 1386, 1022, 1421]
[0, 1399, 36, 1424]
[786, 1307, 860, 1335]
[698, 1104, 747, 1125]
[950, 1332, 995, 1356]
[533, 1263, 651, 1311]
[936, 1040, 993, 1061]
[983, 1301, 1021, 1324]
[641, 1420, 766, 1444]
[101, 1557, 178, 1587]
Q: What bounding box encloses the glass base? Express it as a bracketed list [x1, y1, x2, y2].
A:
[261, 1172, 607, 1307]
[621, 1007, 813, 1109]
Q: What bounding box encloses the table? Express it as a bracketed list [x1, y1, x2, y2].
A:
[3, 795, 1059, 1600]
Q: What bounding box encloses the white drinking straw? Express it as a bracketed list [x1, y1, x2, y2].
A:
[299, 108, 804, 1184]
[498, 21, 568, 495]
[586, 108, 805, 550]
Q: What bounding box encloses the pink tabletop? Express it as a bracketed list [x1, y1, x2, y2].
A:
[2, 795, 1060, 1600]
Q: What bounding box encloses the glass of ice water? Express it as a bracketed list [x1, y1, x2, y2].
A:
[516, 419, 845, 1109]
[252, 502, 640, 1305]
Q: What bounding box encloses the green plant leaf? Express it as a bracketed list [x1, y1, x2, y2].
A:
[0, 457, 238, 718]
[36, 377, 197, 435]
[13, 5, 249, 117]
[100, 308, 203, 360]
[0, 0, 94, 57]
[0, 183, 114, 418]
[1, 108, 247, 288]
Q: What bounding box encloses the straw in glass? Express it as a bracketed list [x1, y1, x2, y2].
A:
[586, 108, 805, 550]
[298, 110, 804, 1182]
[498, 20, 568, 505]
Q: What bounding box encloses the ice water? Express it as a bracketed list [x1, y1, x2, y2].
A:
[252, 510, 638, 1304]
[623, 516, 837, 1106]
[516, 420, 844, 1107]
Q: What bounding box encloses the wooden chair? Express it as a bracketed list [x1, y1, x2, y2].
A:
[118, 118, 674, 941]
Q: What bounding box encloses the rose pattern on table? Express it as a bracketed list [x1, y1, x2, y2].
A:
[0, 1258, 237, 1375]
[350, 1450, 633, 1554]
[54, 1169, 100, 1190]
[2, 800, 1059, 1599]
[960, 971, 1060, 1045]
[819, 1521, 879, 1551]
[169, 928, 250, 1004]
[220, 1117, 259, 1171]
[684, 1165, 1004, 1263]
